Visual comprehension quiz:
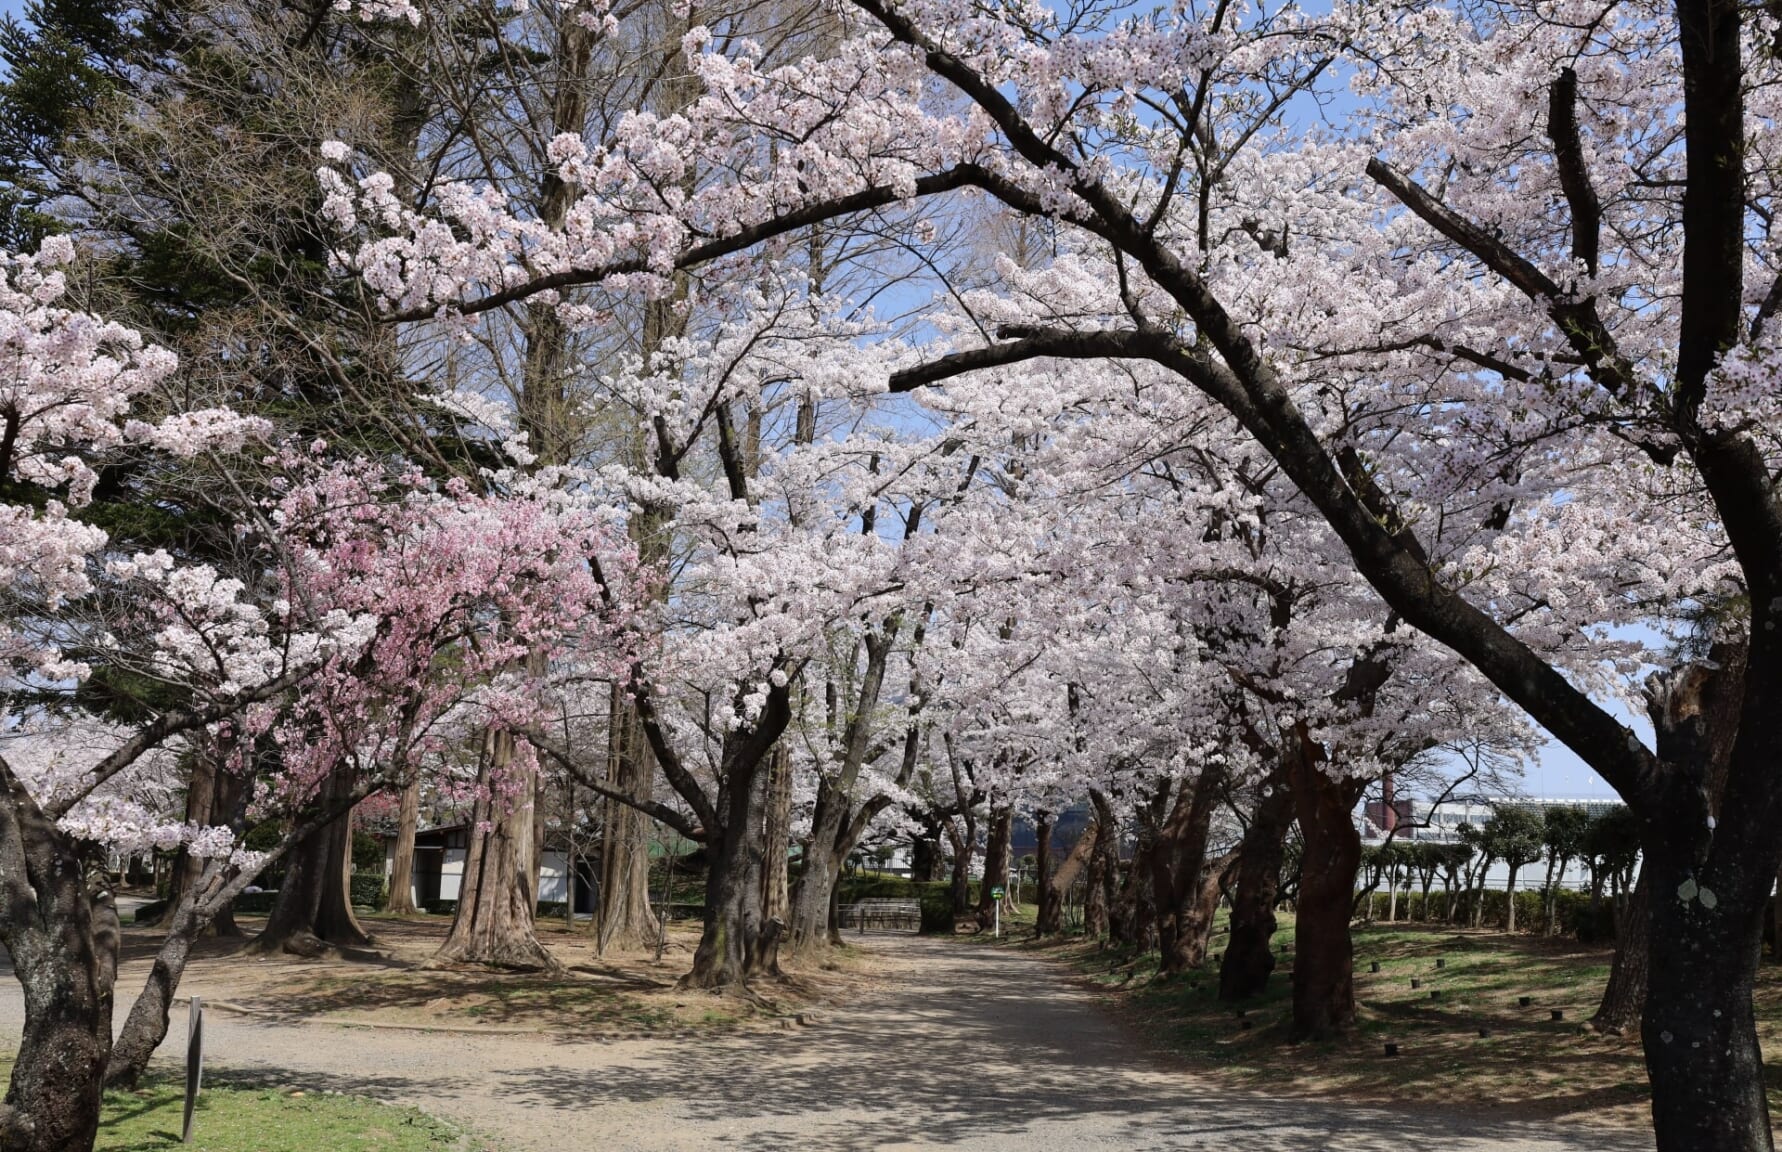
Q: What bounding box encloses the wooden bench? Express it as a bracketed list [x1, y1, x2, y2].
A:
[839, 897, 922, 933]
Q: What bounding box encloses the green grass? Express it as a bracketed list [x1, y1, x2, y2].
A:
[80, 1073, 484, 1151]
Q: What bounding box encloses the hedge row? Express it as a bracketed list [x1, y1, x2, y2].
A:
[1357, 888, 1619, 940]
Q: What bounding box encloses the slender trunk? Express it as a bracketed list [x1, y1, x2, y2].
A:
[975, 807, 1012, 930]
[1084, 791, 1118, 939]
[1033, 812, 1058, 935]
[1037, 816, 1097, 937]
[947, 814, 975, 919]
[1286, 727, 1364, 1041]
[1592, 869, 1649, 1034]
[1546, 857, 1567, 936]
[435, 729, 556, 970]
[386, 776, 422, 916]
[761, 742, 792, 929]
[1386, 862, 1399, 923]
[1505, 863, 1520, 933]
[1221, 768, 1293, 1001]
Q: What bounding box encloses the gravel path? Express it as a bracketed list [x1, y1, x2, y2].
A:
[3, 935, 1652, 1151]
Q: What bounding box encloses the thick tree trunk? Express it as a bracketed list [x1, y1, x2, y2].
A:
[1221, 769, 1293, 1001]
[1642, 852, 1770, 1151]
[256, 771, 368, 956]
[683, 734, 780, 988]
[1152, 768, 1224, 976]
[1286, 727, 1365, 1041]
[598, 689, 661, 953]
[910, 823, 943, 882]
[435, 730, 557, 970]
[975, 807, 1012, 930]
[1037, 816, 1097, 937]
[0, 762, 121, 1152]
[385, 775, 421, 916]
[788, 771, 848, 953]
[1592, 869, 1649, 1034]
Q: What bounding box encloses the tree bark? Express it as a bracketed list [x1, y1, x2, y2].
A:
[946, 814, 975, 920]
[434, 729, 557, 970]
[0, 763, 117, 1152]
[683, 726, 782, 988]
[598, 687, 661, 953]
[1592, 869, 1649, 1034]
[1033, 811, 1058, 935]
[1152, 768, 1224, 975]
[761, 741, 792, 929]
[1286, 726, 1365, 1041]
[1084, 790, 1118, 939]
[788, 772, 848, 953]
[1037, 815, 1097, 936]
[975, 806, 1012, 930]
[385, 775, 421, 916]
[256, 770, 369, 956]
[1221, 767, 1294, 1001]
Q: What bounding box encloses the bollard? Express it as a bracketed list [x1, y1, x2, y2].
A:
[1478, 1028, 1492, 1038]
[1435, 958, 1446, 969]
[1551, 1009, 1565, 1022]
[182, 995, 204, 1144]
[1370, 961, 1381, 973]
[1411, 978, 1422, 990]
[1429, 990, 1442, 1001]
[1383, 1042, 1399, 1057]
[1519, 996, 1532, 1007]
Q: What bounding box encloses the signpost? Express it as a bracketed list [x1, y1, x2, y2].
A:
[991, 887, 1005, 938]
[182, 995, 204, 1143]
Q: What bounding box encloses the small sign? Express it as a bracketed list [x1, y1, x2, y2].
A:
[182, 996, 204, 1143]
[990, 887, 1005, 899]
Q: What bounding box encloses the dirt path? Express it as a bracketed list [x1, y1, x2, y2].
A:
[1, 935, 1652, 1151]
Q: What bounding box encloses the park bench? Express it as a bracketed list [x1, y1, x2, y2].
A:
[838, 897, 922, 933]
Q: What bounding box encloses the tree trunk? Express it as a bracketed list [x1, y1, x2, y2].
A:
[0, 766, 118, 1152]
[435, 729, 557, 970]
[1084, 790, 1118, 940]
[1221, 768, 1293, 1001]
[256, 771, 368, 956]
[1592, 869, 1649, 1034]
[1152, 768, 1224, 976]
[1546, 857, 1566, 936]
[683, 730, 780, 988]
[947, 813, 975, 920]
[1033, 812, 1058, 935]
[598, 688, 661, 953]
[1037, 816, 1097, 937]
[761, 742, 792, 930]
[1505, 864, 1519, 933]
[910, 825, 942, 882]
[1286, 726, 1365, 1041]
[788, 771, 848, 953]
[975, 807, 1012, 930]
[386, 775, 421, 916]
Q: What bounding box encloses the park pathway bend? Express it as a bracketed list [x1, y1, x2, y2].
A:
[23, 935, 1655, 1151]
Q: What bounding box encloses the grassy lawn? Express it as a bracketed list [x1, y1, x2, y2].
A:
[0, 1056, 484, 1152]
[1008, 917, 1782, 1124]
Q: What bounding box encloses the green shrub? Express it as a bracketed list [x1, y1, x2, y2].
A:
[349, 872, 386, 910]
